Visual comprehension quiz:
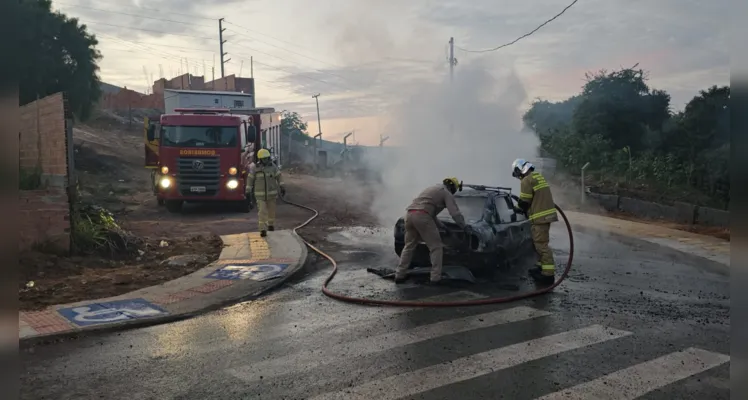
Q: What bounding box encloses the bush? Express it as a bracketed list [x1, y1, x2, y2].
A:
[71, 204, 141, 257]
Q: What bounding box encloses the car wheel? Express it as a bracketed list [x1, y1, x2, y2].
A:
[394, 242, 403, 257]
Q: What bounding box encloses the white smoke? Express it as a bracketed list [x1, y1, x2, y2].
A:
[367, 58, 540, 225]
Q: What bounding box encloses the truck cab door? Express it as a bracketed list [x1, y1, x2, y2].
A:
[144, 116, 160, 168]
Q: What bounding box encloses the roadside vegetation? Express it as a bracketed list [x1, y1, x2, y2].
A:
[522, 66, 729, 210]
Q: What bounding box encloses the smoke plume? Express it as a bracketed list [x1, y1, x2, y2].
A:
[366, 59, 541, 225]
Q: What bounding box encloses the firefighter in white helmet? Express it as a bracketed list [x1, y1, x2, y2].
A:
[512, 158, 557, 285]
[249, 149, 285, 237]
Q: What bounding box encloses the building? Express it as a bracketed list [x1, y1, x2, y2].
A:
[163, 89, 255, 113]
[99, 73, 256, 112]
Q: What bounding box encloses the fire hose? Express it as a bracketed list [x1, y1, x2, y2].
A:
[281, 195, 574, 307]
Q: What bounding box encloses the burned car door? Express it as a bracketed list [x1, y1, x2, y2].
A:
[494, 195, 529, 250]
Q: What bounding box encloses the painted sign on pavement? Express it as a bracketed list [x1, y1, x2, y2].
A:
[206, 263, 290, 281]
[58, 298, 168, 327]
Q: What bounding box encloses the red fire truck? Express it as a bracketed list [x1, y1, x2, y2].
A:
[145, 107, 282, 213]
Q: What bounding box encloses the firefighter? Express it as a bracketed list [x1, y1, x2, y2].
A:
[249, 149, 285, 237]
[512, 158, 558, 284]
[394, 177, 467, 285]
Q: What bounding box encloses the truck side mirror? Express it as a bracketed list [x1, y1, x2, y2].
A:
[245, 125, 256, 143]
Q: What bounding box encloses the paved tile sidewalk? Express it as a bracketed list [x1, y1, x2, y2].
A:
[566, 210, 730, 267]
[19, 230, 308, 341]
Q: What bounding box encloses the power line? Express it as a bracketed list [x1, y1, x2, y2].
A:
[456, 0, 579, 53]
[223, 21, 343, 69]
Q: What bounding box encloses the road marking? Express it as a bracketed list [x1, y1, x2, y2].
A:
[227, 306, 551, 383]
[246, 290, 490, 341]
[535, 347, 730, 400]
[309, 324, 632, 400]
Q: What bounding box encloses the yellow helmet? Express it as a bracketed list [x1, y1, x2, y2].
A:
[443, 177, 462, 192]
[257, 148, 271, 159]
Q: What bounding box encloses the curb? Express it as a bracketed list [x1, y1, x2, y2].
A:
[570, 223, 729, 274]
[19, 231, 309, 349]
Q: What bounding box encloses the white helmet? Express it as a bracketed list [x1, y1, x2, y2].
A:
[512, 158, 534, 178]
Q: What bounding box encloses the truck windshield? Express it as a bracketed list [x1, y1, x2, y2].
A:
[161, 126, 238, 148]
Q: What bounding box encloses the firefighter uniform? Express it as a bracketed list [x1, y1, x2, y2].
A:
[249, 149, 284, 236]
[519, 169, 558, 280]
[395, 179, 467, 283]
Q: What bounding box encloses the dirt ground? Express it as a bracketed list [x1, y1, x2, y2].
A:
[19, 110, 378, 310]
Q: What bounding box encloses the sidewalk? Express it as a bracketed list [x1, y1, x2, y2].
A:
[19, 229, 308, 343]
[566, 210, 730, 267]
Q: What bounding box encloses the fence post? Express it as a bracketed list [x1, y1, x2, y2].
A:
[581, 162, 590, 205]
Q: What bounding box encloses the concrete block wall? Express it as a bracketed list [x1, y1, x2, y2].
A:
[19, 92, 71, 252]
[19, 189, 71, 253]
[586, 192, 728, 229]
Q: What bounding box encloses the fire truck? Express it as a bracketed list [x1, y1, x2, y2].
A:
[145, 107, 282, 213]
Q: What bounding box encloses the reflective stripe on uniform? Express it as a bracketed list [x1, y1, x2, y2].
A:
[529, 208, 557, 220]
[532, 172, 550, 191]
[541, 264, 555, 271]
[519, 192, 533, 200]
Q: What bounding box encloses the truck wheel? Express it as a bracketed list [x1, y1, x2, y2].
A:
[237, 199, 251, 213]
[165, 200, 183, 213]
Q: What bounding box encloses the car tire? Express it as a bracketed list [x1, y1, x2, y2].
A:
[394, 242, 403, 257]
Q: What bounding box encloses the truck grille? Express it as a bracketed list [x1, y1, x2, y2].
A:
[177, 156, 220, 196]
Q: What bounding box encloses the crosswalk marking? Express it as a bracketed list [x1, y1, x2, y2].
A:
[239, 290, 489, 342]
[535, 347, 730, 399]
[227, 306, 551, 383]
[309, 324, 632, 400]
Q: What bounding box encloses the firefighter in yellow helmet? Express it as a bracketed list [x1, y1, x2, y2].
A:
[248, 148, 285, 237]
[394, 177, 467, 285]
[512, 158, 557, 285]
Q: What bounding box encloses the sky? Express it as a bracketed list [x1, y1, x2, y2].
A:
[52, 0, 729, 145]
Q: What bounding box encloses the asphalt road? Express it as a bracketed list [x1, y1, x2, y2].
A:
[20, 225, 730, 399]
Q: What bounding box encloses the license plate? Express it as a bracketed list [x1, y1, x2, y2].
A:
[190, 186, 206, 193]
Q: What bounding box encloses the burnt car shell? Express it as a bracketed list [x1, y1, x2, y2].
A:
[393, 187, 534, 269]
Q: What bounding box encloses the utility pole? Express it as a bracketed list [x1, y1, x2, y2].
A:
[218, 18, 230, 78]
[448, 37, 455, 83]
[312, 93, 322, 137]
[250, 56, 254, 78]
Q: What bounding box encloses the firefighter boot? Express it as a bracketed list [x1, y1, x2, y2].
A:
[260, 230, 267, 237]
[529, 266, 554, 285]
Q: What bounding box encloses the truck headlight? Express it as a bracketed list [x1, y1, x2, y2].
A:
[226, 179, 239, 190]
[228, 167, 238, 175]
[159, 177, 171, 189]
[160, 166, 169, 174]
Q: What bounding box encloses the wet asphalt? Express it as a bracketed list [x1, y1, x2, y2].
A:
[19, 226, 730, 399]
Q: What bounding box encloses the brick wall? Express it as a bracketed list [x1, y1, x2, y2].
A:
[19, 92, 71, 253]
[99, 88, 163, 111]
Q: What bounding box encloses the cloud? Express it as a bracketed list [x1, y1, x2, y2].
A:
[56, 0, 728, 131]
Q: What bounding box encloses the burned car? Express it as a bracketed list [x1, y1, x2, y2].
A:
[393, 185, 534, 270]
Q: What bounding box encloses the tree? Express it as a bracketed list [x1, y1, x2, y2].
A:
[572, 68, 671, 152]
[280, 111, 310, 141]
[522, 95, 582, 136]
[19, 0, 102, 121]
